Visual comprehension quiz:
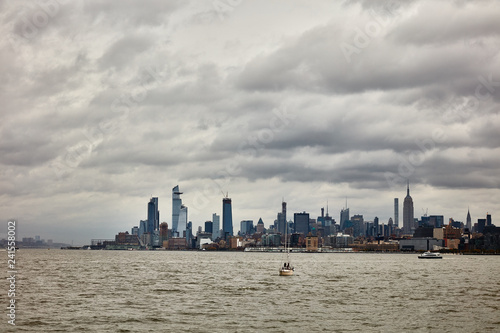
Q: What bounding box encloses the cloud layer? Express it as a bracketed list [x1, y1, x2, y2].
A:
[1, 0, 499, 244]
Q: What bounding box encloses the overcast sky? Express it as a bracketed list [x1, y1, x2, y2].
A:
[1, 0, 499, 245]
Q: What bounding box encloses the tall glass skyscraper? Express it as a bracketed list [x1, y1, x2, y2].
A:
[294, 212, 310, 235]
[212, 213, 220, 240]
[147, 197, 159, 233]
[222, 197, 233, 239]
[172, 185, 187, 238]
[340, 207, 349, 231]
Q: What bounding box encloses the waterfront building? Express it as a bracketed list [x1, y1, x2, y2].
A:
[222, 197, 233, 239]
[131, 226, 139, 235]
[324, 233, 354, 248]
[212, 213, 220, 240]
[294, 212, 310, 236]
[403, 181, 414, 235]
[394, 198, 399, 227]
[306, 232, 319, 252]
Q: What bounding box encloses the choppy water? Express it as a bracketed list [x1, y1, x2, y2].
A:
[1, 250, 499, 332]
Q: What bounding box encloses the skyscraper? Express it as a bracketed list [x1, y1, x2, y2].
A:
[294, 212, 309, 235]
[222, 197, 233, 239]
[256, 218, 265, 233]
[466, 208, 472, 231]
[240, 220, 254, 235]
[394, 198, 399, 228]
[277, 200, 287, 234]
[340, 207, 349, 231]
[147, 197, 159, 233]
[212, 213, 220, 240]
[403, 181, 414, 235]
[172, 185, 187, 238]
[205, 221, 213, 234]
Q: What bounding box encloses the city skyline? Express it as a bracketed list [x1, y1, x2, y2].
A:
[1, 1, 499, 244]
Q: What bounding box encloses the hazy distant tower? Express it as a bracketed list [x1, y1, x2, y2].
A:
[394, 198, 399, 228]
[222, 196, 233, 239]
[340, 198, 349, 231]
[466, 208, 472, 231]
[277, 200, 287, 234]
[403, 181, 414, 235]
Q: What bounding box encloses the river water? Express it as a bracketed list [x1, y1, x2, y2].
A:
[1, 250, 499, 332]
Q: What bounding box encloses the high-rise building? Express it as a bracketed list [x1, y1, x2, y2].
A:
[351, 214, 364, 237]
[222, 197, 233, 239]
[131, 226, 139, 235]
[139, 220, 147, 237]
[394, 198, 399, 227]
[212, 213, 220, 240]
[205, 221, 213, 234]
[240, 220, 254, 235]
[256, 218, 265, 233]
[429, 215, 444, 228]
[159, 222, 168, 244]
[147, 197, 159, 234]
[466, 208, 472, 230]
[403, 181, 414, 235]
[294, 212, 309, 235]
[340, 207, 350, 231]
[172, 186, 187, 238]
[486, 213, 492, 226]
[186, 221, 193, 248]
[277, 201, 287, 234]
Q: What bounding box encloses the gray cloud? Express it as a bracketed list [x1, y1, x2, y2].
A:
[1, 0, 499, 244]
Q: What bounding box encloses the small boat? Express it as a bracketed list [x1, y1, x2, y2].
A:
[279, 220, 294, 276]
[418, 251, 442, 259]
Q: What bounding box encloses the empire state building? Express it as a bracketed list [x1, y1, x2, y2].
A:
[403, 181, 414, 235]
